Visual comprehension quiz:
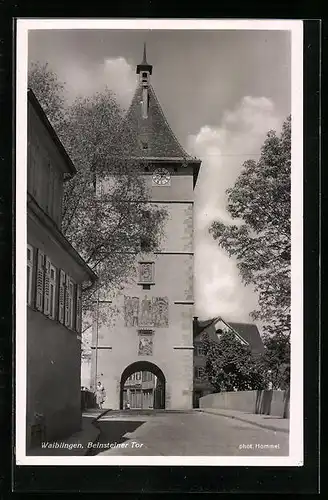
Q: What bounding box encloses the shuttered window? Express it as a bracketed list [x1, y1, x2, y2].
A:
[69, 279, 75, 329]
[64, 276, 70, 327]
[28, 245, 80, 330]
[27, 245, 34, 306]
[75, 285, 82, 333]
[43, 257, 51, 316]
[35, 250, 45, 311]
[49, 263, 57, 320]
[58, 270, 66, 324]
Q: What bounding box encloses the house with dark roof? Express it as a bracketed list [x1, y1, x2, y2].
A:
[192, 316, 264, 407]
[27, 89, 98, 450]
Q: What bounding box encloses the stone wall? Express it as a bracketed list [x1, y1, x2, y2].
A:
[199, 389, 290, 418]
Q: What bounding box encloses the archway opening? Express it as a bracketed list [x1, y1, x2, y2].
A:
[120, 361, 166, 410]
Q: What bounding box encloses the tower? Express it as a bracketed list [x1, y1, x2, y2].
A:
[91, 45, 201, 410]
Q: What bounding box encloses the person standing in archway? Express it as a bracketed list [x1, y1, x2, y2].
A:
[96, 381, 106, 410]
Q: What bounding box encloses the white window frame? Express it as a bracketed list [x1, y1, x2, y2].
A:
[195, 344, 205, 357]
[64, 276, 75, 330]
[195, 367, 205, 380]
[27, 244, 34, 306]
[69, 279, 75, 329]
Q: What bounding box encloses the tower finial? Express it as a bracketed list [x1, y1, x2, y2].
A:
[136, 43, 153, 76]
[142, 42, 148, 64]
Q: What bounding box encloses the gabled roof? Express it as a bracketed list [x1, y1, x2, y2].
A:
[123, 83, 199, 163]
[228, 322, 264, 354]
[194, 317, 217, 335]
[194, 316, 264, 355]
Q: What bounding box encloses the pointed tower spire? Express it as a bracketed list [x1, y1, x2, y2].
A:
[142, 42, 148, 64]
[136, 43, 153, 76]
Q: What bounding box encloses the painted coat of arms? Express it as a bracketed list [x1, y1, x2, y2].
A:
[138, 334, 153, 355]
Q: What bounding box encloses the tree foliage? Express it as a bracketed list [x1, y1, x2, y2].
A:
[261, 332, 290, 390]
[201, 331, 266, 392]
[28, 62, 66, 131]
[28, 62, 167, 358]
[209, 116, 291, 336]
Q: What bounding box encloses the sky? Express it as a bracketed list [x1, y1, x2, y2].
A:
[28, 28, 291, 325]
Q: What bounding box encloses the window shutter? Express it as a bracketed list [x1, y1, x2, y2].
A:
[27, 245, 34, 306]
[75, 284, 82, 333]
[49, 264, 57, 320]
[43, 257, 51, 316]
[64, 276, 71, 327]
[58, 270, 66, 324]
[69, 280, 75, 329]
[35, 250, 45, 311]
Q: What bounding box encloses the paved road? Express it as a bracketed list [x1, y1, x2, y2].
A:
[86, 410, 289, 456]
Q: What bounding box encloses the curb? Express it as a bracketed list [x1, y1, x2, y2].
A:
[199, 409, 289, 434]
[84, 408, 112, 455]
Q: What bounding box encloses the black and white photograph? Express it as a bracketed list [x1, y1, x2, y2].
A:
[15, 19, 303, 466]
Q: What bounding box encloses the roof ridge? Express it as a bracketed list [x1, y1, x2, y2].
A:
[215, 317, 250, 346]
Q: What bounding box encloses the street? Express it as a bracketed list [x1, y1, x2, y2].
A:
[86, 410, 289, 456]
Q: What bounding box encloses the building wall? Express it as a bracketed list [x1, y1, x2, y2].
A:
[27, 308, 81, 448]
[193, 332, 214, 407]
[27, 99, 66, 228]
[93, 168, 195, 410]
[27, 216, 86, 449]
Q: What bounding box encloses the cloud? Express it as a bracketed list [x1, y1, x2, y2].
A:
[102, 57, 138, 109]
[59, 57, 138, 109]
[190, 96, 283, 322]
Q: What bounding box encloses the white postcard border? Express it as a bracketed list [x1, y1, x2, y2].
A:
[16, 18, 304, 467]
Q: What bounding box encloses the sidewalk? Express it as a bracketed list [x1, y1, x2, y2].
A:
[198, 408, 289, 433]
[27, 410, 106, 456]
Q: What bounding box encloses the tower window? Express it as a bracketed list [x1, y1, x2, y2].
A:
[141, 141, 148, 150]
[142, 72, 148, 78]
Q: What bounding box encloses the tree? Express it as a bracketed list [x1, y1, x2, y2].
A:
[209, 116, 291, 336]
[260, 332, 290, 390]
[28, 62, 66, 131]
[28, 62, 167, 359]
[201, 331, 266, 392]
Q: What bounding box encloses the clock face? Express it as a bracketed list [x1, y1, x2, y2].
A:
[152, 168, 171, 186]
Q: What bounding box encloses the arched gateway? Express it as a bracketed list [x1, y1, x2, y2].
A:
[90, 45, 201, 411]
[120, 361, 166, 410]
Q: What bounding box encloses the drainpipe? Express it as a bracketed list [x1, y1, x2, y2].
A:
[94, 288, 100, 389]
